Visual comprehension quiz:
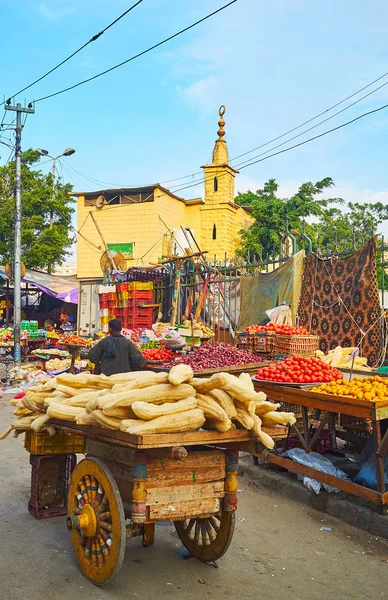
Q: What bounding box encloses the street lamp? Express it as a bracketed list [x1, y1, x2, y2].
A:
[36, 147, 76, 228]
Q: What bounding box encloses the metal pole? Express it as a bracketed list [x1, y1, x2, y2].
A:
[5, 101, 34, 362]
[13, 105, 22, 363]
[50, 157, 56, 229]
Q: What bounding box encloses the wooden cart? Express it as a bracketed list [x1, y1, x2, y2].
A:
[56, 422, 287, 585]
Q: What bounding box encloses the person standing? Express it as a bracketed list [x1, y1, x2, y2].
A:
[88, 319, 147, 376]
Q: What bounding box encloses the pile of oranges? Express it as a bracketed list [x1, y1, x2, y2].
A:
[311, 376, 388, 402]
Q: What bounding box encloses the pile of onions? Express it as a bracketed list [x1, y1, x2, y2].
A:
[167, 342, 264, 370]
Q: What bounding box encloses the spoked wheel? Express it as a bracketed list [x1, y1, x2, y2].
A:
[66, 457, 126, 586]
[174, 512, 235, 562]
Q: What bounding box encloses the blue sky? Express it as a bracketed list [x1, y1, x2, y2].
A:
[1, 0, 388, 259]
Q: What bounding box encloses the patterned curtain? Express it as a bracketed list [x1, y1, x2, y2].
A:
[298, 239, 382, 365]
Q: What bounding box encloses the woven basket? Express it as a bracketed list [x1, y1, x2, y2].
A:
[236, 332, 274, 355]
[274, 334, 319, 358]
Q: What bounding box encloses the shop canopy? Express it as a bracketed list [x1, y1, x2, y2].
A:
[0, 267, 78, 304]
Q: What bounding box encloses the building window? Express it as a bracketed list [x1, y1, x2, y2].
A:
[212, 224, 217, 240]
[214, 177, 218, 192]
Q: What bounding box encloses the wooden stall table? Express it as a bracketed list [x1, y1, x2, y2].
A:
[252, 381, 388, 513]
[50, 421, 287, 585]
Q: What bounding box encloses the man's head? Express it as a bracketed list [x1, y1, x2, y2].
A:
[109, 319, 122, 334]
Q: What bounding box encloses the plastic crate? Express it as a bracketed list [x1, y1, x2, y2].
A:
[128, 290, 153, 302]
[28, 454, 76, 519]
[129, 281, 154, 291]
[128, 315, 153, 328]
[25, 430, 85, 455]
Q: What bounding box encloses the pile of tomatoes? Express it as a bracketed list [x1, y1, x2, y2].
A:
[141, 347, 174, 362]
[242, 323, 311, 335]
[256, 356, 343, 384]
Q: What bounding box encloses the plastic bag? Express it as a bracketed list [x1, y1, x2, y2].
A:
[354, 433, 388, 491]
[285, 448, 350, 494]
[162, 329, 185, 349]
[265, 304, 293, 326]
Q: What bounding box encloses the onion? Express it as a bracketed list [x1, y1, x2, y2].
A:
[161, 342, 264, 370]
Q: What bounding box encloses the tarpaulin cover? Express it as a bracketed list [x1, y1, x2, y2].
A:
[298, 239, 381, 364]
[238, 250, 304, 330]
[0, 267, 78, 304]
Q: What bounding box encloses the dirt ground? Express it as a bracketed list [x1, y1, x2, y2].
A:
[1, 394, 388, 600]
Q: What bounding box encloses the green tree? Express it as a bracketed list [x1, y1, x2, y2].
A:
[236, 179, 388, 289]
[236, 177, 341, 257]
[316, 202, 388, 249]
[0, 149, 75, 271]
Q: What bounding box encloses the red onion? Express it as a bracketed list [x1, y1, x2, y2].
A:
[163, 342, 264, 370]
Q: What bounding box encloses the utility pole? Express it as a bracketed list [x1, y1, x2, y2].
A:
[5, 101, 35, 362]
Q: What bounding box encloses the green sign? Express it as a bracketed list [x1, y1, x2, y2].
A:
[107, 243, 134, 259]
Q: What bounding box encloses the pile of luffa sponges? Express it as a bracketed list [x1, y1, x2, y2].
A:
[1, 365, 295, 449]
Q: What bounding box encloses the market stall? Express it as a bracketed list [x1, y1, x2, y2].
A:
[252, 380, 388, 513]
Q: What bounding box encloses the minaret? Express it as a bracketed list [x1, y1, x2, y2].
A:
[200, 106, 239, 258]
[201, 105, 238, 206]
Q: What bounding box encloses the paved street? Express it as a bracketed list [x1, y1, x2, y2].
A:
[1, 395, 388, 600]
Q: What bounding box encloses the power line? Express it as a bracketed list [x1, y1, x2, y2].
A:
[155, 78, 388, 191]
[237, 102, 388, 170]
[233, 79, 388, 169]
[1, 1, 144, 105]
[230, 70, 388, 164]
[52, 99, 388, 212]
[50, 67, 388, 190]
[150, 101, 388, 198]
[54, 99, 388, 210]
[33, 0, 239, 103]
[193, 101, 388, 183]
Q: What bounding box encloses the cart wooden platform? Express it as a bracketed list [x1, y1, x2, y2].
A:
[55, 421, 287, 585]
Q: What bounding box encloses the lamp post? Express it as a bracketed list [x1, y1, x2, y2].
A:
[36, 147, 76, 228]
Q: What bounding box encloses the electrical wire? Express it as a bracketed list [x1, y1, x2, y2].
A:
[151, 101, 388, 198]
[230, 71, 388, 164]
[50, 69, 388, 191]
[236, 101, 388, 171]
[232, 79, 388, 169]
[33, 0, 238, 103]
[152, 78, 388, 192]
[1, 1, 144, 105]
[60, 159, 93, 191]
[60, 99, 388, 211]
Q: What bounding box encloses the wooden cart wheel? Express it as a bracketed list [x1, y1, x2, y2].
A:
[174, 512, 235, 562]
[66, 457, 126, 586]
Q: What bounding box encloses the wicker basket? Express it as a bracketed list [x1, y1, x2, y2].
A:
[236, 332, 274, 355]
[274, 334, 319, 358]
[340, 415, 373, 436]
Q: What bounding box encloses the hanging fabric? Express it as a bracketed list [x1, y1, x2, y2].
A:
[238, 250, 304, 330]
[298, 238, 382, 365]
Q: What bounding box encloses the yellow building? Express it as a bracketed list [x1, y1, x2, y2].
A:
[75, 106, 253, 280]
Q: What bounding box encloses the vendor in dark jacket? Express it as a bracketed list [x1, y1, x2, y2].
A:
[88, 319, 147, 376]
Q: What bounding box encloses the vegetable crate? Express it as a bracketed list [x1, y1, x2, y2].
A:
[236, 332, 274, 356]
[129, 281, 154, 291]
[29, 453, 76, 519]
[25, 430, 86, 455]
[340, 415, 373, 447]
[273, 334, 319, 358]
[128, 290, 153, 302]
[279, 402, 313, 431]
